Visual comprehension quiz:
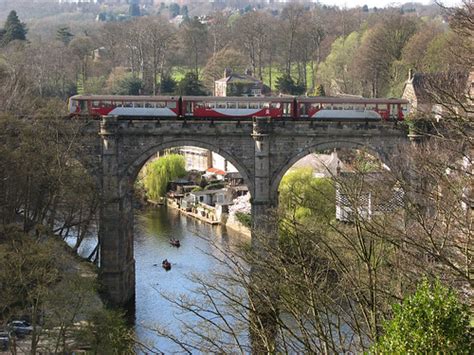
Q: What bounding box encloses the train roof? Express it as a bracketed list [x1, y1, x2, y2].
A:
[69, 94, 409, 104]
[70, 95, 179, 101]
[297, 96, 409, 104]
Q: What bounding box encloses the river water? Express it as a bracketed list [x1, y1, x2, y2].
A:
[133, 206, 248, 353]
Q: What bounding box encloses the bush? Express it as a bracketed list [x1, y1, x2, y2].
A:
[373, 279, 472, 354]
[235, 212, 252, 228]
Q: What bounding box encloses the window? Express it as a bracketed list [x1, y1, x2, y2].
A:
[217, 102, 226, 109]
[299, 103, 307, 115]
[227, 102, 236, 109]
[167, 101, 176, 109]
[124, 102, 133, 108]
[249, 102, 258, 109]
[92, 101, 100, 108]
[145, 102, 154, 108]
[206, 102, 216, 109]
[238, 102, 248, 109]
[270, 102, 280, 109]
[365, 103, 376, 110]
[262, 102, 270, 108]
[156, 101, 166, 108]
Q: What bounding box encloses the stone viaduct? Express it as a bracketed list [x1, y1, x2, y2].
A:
[82, 117, 411, 305]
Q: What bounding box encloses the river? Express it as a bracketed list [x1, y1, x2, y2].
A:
[133, 206, 248, 353]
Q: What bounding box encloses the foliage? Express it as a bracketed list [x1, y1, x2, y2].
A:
[309, 84, 325, 96]
[114, 75, 143, 95]
[275, 74, 305, 95]
[56, 26, 74, 46]
[1, 10, 27, 46]
[160, 74, 177, 94]
[235, 212, 252, 228]
[279, 168, 335, 221]
[177, 72, 206, 95]
[373, 279, 472, 353]
[205, 182, 225, 190]
[75, 308, 134, 353]
[142, 154, 186, 200]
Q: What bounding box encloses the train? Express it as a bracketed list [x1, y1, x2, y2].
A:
[68, 95, 409, 121]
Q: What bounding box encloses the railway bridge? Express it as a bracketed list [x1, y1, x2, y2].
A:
[85, 117, 412, 304]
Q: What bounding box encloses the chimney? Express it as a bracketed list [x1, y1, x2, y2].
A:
[408, 68, 414, 81]
[224, 68, 232, 78]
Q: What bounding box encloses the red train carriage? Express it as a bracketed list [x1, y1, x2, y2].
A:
[68, 95, 408, 121]
[297, 97, 408, 121]
[68, 95, 181, 118]
[182, 96, 295, 119]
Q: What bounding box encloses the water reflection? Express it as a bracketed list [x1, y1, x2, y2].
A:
[134, 207, 248, 353]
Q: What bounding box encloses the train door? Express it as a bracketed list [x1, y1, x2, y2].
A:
[282, 102, 292, 118]
[390, 103, 398, 120]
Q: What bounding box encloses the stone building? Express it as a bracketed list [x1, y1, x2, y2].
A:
[214, 69, 270, 97]
[402, 69, 473, 120]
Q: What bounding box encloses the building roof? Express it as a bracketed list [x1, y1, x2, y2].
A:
[215, 73, 263, 85]
[292, 152, 344, 177]
[206, 167, 226, 175]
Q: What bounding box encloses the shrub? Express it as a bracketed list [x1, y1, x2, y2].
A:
[373, 279, 472, 354]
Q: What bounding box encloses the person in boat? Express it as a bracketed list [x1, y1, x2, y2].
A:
[162, 259, 171, 270]
[170, 239, 180, 247]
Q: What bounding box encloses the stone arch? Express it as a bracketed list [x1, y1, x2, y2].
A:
[122, 139, 254, 196]
[270, 140, 391, 202]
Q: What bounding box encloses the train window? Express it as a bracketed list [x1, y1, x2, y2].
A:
[124, 102, 133, 108]
[134, 102, 144, 108]
[270, 102, 280, 109]
[262, 102, 270, 108]
[155, 101, 165, 108]
[217, 102, 226, 109]
[145, 102, 154, 108]
[227, 102, 236, 109]
[283, 103, 291, 115]
[238, 102, 248, 109]
[310, 103, 321, 110]
[167, 101, 177, 109]
[80, 100, 87, 112]
[92, 101, 100, 108]
[103, 101, 113, 108]
[194, 102, 205, 109]
[249, 102, 258, 109]
[206, 102, 215, 109]
[115, 102, 123, 107]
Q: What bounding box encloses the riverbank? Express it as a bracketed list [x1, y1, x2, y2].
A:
[163, 198, 251, 237]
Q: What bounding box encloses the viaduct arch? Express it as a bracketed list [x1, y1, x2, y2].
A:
[91, 117, 410, 304]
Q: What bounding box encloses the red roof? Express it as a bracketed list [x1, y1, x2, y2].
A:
[206, 168, 226, 175]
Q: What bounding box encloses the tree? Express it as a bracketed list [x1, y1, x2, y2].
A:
[373, 280, 472, 353]
[177, 72, 206, 95]
[114, 75, 143, 95]
[169, 3, 180, 18]
[1, 10, 27, 46]
[179, 17, 208, 78]
[142, 154, 186, 201]
[56, 26, 74, 46]
[160, 74, 176, 94]
[275, 74, 305, 95]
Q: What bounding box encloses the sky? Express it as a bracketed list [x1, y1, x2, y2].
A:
[316, 0, 464, 8]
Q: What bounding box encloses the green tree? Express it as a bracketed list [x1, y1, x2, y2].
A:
[373, 279, 472, 353]
[160, 74, 177, 94]
[177, 72, 206, 95]
[1, 10, 27, 46]
[56, 26, 74, 46]
[169, 3, 180, 18]
[142, 154, 186, 200]
[114, 76, 143, 95]
[312, 84, 326, 96]
[275, 74, 305, 95]
[279, 168, 335, 221]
